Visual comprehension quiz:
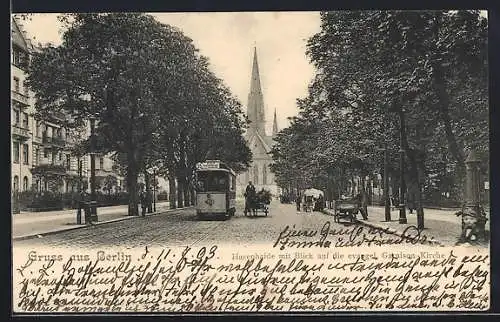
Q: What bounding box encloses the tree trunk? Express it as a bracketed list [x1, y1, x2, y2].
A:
[177, 176, 184, 208]
[351, 174, 356, 197]
[190, 185, 196, 206]
[431, 14, 466, 200]
[183, 177, 190, 207]
[360, 172, 368, 219]
[402, 127, 424, 220]
[126, 164, 139, 216]
[144, 170, 152, 213]
[168, 174, 176, 209]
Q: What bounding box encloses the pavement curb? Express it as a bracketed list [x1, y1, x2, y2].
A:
[13, 206, 193, 242]
[321, 209, 443, 247]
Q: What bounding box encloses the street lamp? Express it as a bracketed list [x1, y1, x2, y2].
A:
[376, 145, 392, 222]
[77, 158, 83, 224]
[398, 108, 407, 224]
[151, 165, 159, 212]
[89, 115, 98, 222]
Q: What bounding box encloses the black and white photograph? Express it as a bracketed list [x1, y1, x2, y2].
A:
[11, 11, 490, 313]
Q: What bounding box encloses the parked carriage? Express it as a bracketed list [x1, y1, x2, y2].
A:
[333, 197, 360, 223]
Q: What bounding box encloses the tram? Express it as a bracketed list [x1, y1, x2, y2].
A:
[194, 160, 236, 220]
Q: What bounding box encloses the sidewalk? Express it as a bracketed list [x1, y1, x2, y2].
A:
[324, 206, 490, 246]
[12, 201, 181, 240]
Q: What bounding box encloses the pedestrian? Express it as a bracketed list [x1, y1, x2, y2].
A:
[244, 181, 256, 215]
[140, 190, 147, 217]
[314, 194, 325, 211]
[296, 194, 301, 211]
[407, 184, 417, 214]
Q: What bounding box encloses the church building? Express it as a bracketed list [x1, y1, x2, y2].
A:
[236, 47, 280, 196]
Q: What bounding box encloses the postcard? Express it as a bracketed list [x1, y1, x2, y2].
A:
[11, 11, 490, 313]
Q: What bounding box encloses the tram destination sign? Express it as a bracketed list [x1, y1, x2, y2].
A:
[196, 160, 221, 170]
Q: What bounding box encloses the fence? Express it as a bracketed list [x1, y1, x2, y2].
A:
[13, 191, 131, 212]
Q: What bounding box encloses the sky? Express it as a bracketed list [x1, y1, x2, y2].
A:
[16, 12, 322, 134]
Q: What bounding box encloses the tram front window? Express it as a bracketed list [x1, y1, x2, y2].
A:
[196, 171, 228, 192]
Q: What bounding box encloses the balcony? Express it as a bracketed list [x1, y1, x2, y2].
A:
[32, 135, 42, 144]
[42, 135, 66, 148]
[11, 125, 31, 141]
[49, 111, 66, 122]
[31, 163, 67, 177]
[11, 90, 30, 107]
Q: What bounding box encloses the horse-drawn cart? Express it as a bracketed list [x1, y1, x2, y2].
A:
[245, 190, 271, 217]
[333, 198, 360, 223]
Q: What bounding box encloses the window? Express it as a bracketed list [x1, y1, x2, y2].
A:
[23, 81, 29, 96]
[262, 165, 267, 185]
[22, 113, 28, 128]
[43, 148, 49, 159]
[196, 171, 229, 192]
[13, 142, 20, 163]
[13, 48, 29, 70]
[14, 110, 20, 125]
[100, 157, 104, 170]
[23, 176, 28, 191]
[13, 176, 19, 192]
[231, 176, 236, 191]
[66, 155, 71, 170]
[22, 144, 29, 165]
[13, 77, 20, 92]
[12, 49, 20, 66]
[253, 166, 259, 185]
[34, 148, 39, 166]
[58, 152, 62, 162]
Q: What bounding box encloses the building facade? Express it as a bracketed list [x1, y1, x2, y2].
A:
[11, 17, 35, 193]
[236, 47, 279, 196]
[11, 17, 124, 195]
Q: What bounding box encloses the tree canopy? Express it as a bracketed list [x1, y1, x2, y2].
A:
[271, 10, 488, 206]
[26, 13, 252, 215]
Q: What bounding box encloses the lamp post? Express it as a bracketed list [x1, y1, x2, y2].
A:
[152, 166, 159, 212]
[398, 108, 407, 224]
[77, 158, 83, 224]
[89, 116, 98, 222]
[383, 144, 391, 222]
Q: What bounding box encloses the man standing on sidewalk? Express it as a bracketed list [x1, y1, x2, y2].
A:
[296, 193, 302, 211]
[140, 190, 147, 217]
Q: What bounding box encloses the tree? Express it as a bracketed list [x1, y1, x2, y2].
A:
[271, 10, 488, 211]
[27, 13, 252, 215]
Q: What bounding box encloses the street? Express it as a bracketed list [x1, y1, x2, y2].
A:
[13, 201, 403, 249]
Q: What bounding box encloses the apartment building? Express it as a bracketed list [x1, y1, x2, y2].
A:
[11, 17, 124, 194]
[11, 17, 34, 192]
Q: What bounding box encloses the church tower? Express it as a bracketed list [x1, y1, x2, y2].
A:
[247, 47, 266, 136]
[272, 108, 279, 136]
[236, 46, 279, 197]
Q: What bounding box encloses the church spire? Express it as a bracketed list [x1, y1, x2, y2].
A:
[272, 108, 279, 136]
[247, 46, 266, 136]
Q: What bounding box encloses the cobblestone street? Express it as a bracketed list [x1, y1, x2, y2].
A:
[13, 201, 404, 250]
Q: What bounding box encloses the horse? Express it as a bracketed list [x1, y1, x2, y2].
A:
[244, 195, 258, 216]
